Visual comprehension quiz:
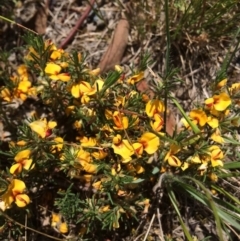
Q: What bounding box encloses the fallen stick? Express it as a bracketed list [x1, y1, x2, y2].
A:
[59, 0, 96, 49]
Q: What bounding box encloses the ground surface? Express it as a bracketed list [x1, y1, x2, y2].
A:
[2, 0, 240, 116]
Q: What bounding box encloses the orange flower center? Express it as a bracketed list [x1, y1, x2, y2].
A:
[140, 140, 147, 148]
[45, 129, 52, 137]
[212, 150, 221, 159]
[12, 190, 21, 197]
[114, 116, 122, 127]
[134, 145, 143, 155]
[16, 195, 28, 205]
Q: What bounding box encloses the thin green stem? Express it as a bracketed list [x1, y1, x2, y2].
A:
[0, 15, 38, 35]
[171, 97, 201, 134]
[163, 0, 171, 134]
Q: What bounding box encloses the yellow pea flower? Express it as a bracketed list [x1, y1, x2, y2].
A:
[137, 199, 150, 214]
[207, 116, 219, 128]
[191, 155, 202, 164]
[92, 149, 108, 159]
[101, 124, 113, 134]
[118, 190, 128, 196]
[71, 80, 102, 103]
[83, 174, 93, 183]
[45, 62, 61, 75]
[135, 164, 145, 174]
[74, 79, 104, 99]
[60, 62, 69, 68]
[198, 161, 208, 175]
[16, 140, 27, 146]
[29, 118, 57, 138]
[231, 116, 240, 127]
[93, 79, 104, 92]
[18, 80, 31, 93]
[205, 92, 231, 112]
[208, 145, 224, 167]
[114, 96, 126, 107]
[112, 111, 129, 130]
[76, 149, 97, 173]
[79, 161, 98, 174]
[71, 81, 95, 98]
[51, 137, 64, 153]
[80, 95, 90, 104]
[216, 78, 227, 89]
[99, 205, 110, 213]
[142, 93, 150, 102]
[17, 65, 28, 76]
[0, 88, 12, 102]
[77, 149, 92, 163]
[73, 120, 83, 130]
[79, 136, 97, 147]
[127, 71, 144, 84]
[132, 142, 144, 156]
[181, 162, 189, 171]
[65, 105, 75, 116]
[15, 79, 33, 101]
[51, 213, 61, 226]
[115, 64, 123, 73]
[25, 46, 39, 60]
[75, 151, 97, 173]
[210, 129, 224, 144]
[26, 40, 57, 60]
[1, 179, 30, 208]
[59, 222, 68, 234]
[10, 149, 34, 175]
[51, 73, 71, 82]
[138, 132, 160, 155]
[164, 144, 182, 167]
[105, 109, 113, 120]
[83, 108, 95, 117]
[150, 113, 164, 132]
[112, 135, 134, 161]
[229, 83, 240, 95]
[44, 40, 57, 51]
[45, 63, 70, 82]
[189, 109, 208, 127]
[50, 49, 64, 60]
[209, 172, 218, 182]
[51, 213, 68, 233]
[89, 67, 101, 76]
[92, 180, 102, 190]
[146, 99, 165, 118]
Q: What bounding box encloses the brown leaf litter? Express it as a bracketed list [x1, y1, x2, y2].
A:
[98, 18, 129, 73]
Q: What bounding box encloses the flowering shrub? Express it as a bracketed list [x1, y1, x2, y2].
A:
[0, 35, 240, 240]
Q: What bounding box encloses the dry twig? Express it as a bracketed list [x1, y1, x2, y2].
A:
[59, 0, 96, 49]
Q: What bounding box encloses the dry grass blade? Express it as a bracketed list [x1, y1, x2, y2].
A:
[59, 0, 96, 49]
[0, 210, 65, 241]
